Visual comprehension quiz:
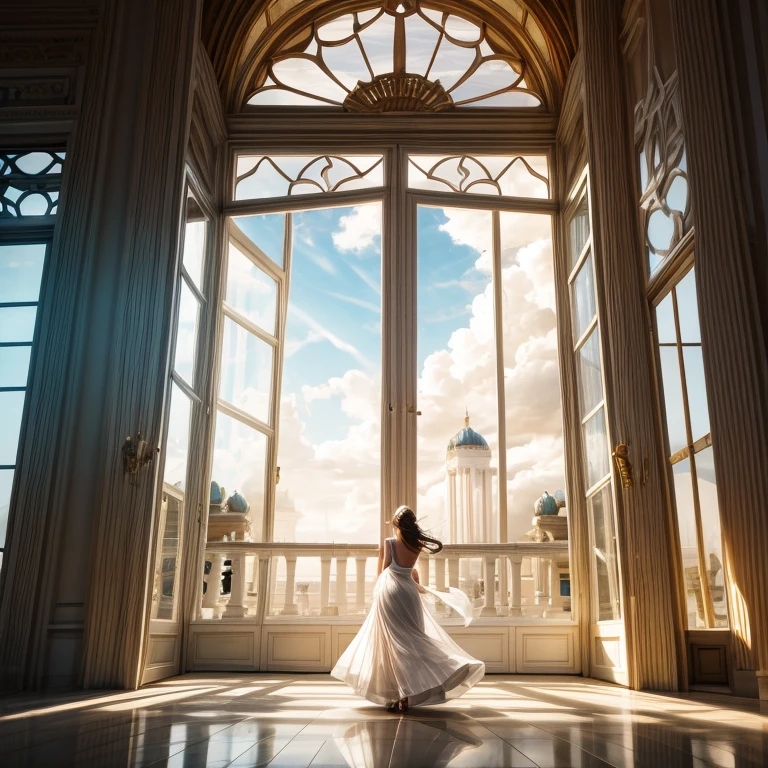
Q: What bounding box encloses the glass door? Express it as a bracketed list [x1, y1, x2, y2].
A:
[407, 150, 570, 622]
[565, 179, 626, 684]
[143, 191, 210, 683]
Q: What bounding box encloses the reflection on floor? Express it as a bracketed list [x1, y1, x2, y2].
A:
[1, 674, 767, 767]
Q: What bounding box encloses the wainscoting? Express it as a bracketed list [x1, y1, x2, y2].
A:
[187, 620, 581, 675]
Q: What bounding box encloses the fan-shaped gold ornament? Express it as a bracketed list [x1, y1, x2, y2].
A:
[343, 73, 454, 113]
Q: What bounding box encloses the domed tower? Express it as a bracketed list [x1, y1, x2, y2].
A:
[445, 410, 498, 544]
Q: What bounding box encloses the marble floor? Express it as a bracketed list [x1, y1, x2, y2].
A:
[0, 674, 766, 767]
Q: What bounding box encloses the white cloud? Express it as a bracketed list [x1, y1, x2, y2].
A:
[216, 208, 565, 548]
[290, 305, 373, 370]
[307, 252, 335, 274]
[332, 205, 381, 253]
[324, 291, 379, 313]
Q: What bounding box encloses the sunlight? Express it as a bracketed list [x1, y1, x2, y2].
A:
[0, 685, 220, 721]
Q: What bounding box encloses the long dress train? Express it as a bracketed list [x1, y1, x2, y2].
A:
[331, 538, 485, 707]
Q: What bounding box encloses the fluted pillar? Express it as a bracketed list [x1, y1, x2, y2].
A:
[578, 0, 678, 690]
[669, 0, 768, 698]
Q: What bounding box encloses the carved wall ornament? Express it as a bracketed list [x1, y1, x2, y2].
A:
[0, 76, 73, 108]
[0, 36, 88, 67]
[245, 2, 542, 112]
[634, 68, 691, 275]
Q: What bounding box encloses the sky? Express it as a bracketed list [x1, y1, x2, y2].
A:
[194, 193, 571, 546]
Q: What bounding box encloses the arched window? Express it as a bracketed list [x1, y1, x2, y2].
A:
[246, 2, 542, 110]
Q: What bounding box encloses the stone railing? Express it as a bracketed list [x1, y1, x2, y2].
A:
[200, 541, 571, 622]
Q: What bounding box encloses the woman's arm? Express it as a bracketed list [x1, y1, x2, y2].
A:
[378, 541, 392, 575]
[412, 567, 427, 593]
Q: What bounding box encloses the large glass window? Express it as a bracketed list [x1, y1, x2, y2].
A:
[245, 3, 543, 109]
[654, 267, 725, 628]
[567, 184, 620, 623]
[0, 149, 65, 577]
[151, 191, 209, 621]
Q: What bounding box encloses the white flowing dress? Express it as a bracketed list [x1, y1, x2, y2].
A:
[331, 538, 485, 707]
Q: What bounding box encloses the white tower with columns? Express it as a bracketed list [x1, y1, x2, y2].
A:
[445, 411, 497, 544]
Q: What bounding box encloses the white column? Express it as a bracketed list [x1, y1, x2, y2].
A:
[248, 556, 259, 595]
[320, 555, 332, 616]
[497, 556, 509, 617]
[355, 557, 367, 612]
[336, 557, 348, 615]
[534, 556, 548, 606]
[224, 554, 246, 617]
[435, 557, 447, 592]
[481, 555, 497, 617]
[202, 554, 222, 612]
[509, 555, 522, 617]
[448, 556, 459, 589]
[281, 556, 298, 615]
[548, 557, 563, 612]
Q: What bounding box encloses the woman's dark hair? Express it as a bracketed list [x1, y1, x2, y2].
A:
[392, 505, 443, 554]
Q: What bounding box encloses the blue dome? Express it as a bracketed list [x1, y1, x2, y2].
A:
[448, 426, 489, 450]
[227, 491, 249, 514]
[210, 481, 223, 505]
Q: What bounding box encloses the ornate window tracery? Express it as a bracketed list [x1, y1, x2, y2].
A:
[235, 154, 384, 200]
[408, 153, 549, 198]
[635, 70, 690, 275]
[247, 1, 542, 112]
[0, 151, 64, 218]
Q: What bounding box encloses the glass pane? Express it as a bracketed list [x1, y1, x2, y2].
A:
[695, 447, 727, 627]
[226, 243, 278, 335]
[655, 293, 677, 344]
[210, 411, 267, 542]
[0, 346, 31, 388]
[151, 492, 182, 620]
[571, 251, 596, 341]
[417, 206, 499, 545]
[232, 213, 286, 268]
[589, 483, 620, 621]
[576, 327, 602, 417]
[583, 406, 609, 489]
[569, 195, 590, 269]
[219, 317, 273, 425]
[0, 468, 13, 548]
[659, 346, 688, 454]
[683, 347, 710, 441]
[0, 390, 25, 466]
[500, 211, 566, 542]
[0, 243, 46, 303]
[235, 155, 384, 200]
[276, 204, 382, 543]
[0, 306, 37, 343]
[673, 458, 703, 628]
[676, 270, 701, 343]
[408, 155, 549, 198]
[163, 383, 191, 490]
[182, 220, 206, 292]
[173, 279, 200, 385]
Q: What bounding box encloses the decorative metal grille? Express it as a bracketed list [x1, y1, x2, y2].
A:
[0, 151, 64, 218]
[235, 154, 384, 200]
[408, 154, 550, 198]
[635, 70, 691, 274]
[247, 1, 541, 111]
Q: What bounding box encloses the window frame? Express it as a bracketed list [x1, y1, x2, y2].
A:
[0, 145, 65, 580]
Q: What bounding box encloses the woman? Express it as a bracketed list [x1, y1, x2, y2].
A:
[331, 506, 485, 713]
